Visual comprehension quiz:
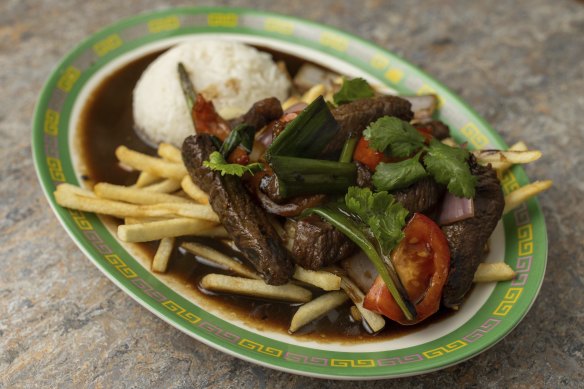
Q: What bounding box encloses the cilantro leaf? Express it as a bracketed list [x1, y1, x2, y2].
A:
[423, 139, 477, 198]
[345, 187, 408, 254]
[203, 151, 264, 177]
[333, 77, 374, 105]
[372, 152, 428, 191]
[363, 116, 425, 157]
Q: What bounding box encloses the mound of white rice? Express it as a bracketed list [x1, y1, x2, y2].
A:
[133, 40, 291, 146]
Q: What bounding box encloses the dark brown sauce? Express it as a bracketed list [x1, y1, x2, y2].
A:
[78, 46, 454, 342]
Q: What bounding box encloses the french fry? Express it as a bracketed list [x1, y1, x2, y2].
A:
[473, 262, 516, 282]
[201, 274, 312, 303]
[181, 176, 210, 204]
[289, 291, 349, 333]
[115, 146, 187, 180]
[301, 84, 325, 104]
[152, 237, 175, 273]
[142, 178, 182, 193]
[340, 276, 385, 332]
[56, 190, 147, 218]
[56, 183, 96, 198]
[134, 171, 160, 188]
[217, 106, 246, 121]
[282, 95, 301, 111]
[124, 216, 171, 225]
[94, 183, 192, 205]
[293, 266, 341, 291]
[158, 142, 183, 163]
[504, 180, 553, 214]
[441, 137, 459, 148]
[55, 190, 219, 221]
[181, 242, 260, 280]
[117, 218, 222, 242]
[154, 202, 219, 221]
[495, 141, 528, 173]
[473, 149, 542, 166]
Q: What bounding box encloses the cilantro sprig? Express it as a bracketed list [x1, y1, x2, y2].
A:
[363, 117, 425, 158]
[424, 139, 477, 198]
[365, 117, 477, 198]
[333, 77, 375, 105]
[203, 151, 263, 177]
[345, 187, 409, 255]
[372, 151, 428, 192]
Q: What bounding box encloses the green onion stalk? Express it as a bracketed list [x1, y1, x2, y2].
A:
[269, 156, 357, 198]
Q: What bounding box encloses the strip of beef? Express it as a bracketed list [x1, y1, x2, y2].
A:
[182, 134, 294, 285]
[414, 120, 450, 140]
[355, 161, 373, 189]
[229, 97, 283, 130]
[324, 95, 414, 156]
[394, 177, 446, 215]
[291, 216, 356, 270]
[441, 157, 504, 308]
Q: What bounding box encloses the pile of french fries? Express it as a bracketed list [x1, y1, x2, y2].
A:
[55, 143, 227, 272]
[54, 129, 551, 334]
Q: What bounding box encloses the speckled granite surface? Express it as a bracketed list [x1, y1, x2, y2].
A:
[1, 0, 583, 387]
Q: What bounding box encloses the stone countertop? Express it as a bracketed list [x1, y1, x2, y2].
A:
[1, 0, 583, 387]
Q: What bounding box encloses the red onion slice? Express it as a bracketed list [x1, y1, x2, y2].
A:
[439, 192, 475, 225]
[284, 102, 307, 114]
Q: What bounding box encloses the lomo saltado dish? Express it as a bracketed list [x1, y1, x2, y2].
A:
[55, 40, 551, 338]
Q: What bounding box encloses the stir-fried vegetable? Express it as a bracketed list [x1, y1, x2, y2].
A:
[268, 156, 357, 197]
[266, 96, 339, 159]
[372, 151, 427, 191]
[264, 96, 360, 198]
[220, 123, 256, 157]
[353, 136, 392, 170]
[304, 187, 417, 321]
[363, 213, 450, 325]
[364, 116, 426, 157]
[363, 116, 477, 198]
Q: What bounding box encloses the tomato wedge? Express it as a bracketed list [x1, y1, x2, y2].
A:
[352, 131, 430, 171]
[353, 137, 392, 171]
[192, 94, 249, 164]
[363, 213, 450, 325]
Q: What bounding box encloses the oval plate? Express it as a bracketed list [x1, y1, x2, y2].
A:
[32, 7, 548, 379]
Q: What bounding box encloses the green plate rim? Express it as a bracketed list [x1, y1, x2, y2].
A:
[32, 6, 548, 379]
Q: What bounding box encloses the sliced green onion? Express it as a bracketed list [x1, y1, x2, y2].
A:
[339, 135, 359, 163]
[266, 96, 340, 160]
[220, 124, 255, 158]
[269, 156, 357, 198]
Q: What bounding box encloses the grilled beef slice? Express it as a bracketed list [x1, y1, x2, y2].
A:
[414, 120, 451, 140]
[182, 134, 294, 285]
[441, 157, 504, 308]
[229, 97, 283, 130]
[324, 95, 414, 156]
[394, 177, 446, 215]
[291, 216, 356, 270]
